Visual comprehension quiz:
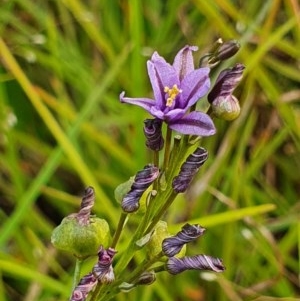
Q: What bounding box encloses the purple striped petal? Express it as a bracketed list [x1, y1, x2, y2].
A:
[181, 67, 210, 108]
[120, 92, 155, 113]
[169, 111, 216, 136]
[148, 52, 179, 110]
[173, 45, 198, 81]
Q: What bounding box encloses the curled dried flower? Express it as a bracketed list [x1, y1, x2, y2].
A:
[76, 186, 95, 226]
[122, 164, 159, 213]
[166, 254, 225, 275]
[69, 273, 97, 301]
[162, 224, 206, 257]
[93, 247, 117, 284]
[172, 147, 208, 193]
[143, 118, 164, 151]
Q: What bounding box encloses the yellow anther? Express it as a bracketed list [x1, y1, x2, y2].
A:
[164, 84, 182, 107]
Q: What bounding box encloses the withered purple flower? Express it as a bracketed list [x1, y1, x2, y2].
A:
[93, 246, 117, 284]
[162, 223, 206, 257]
[120, 46, 216, 136]
[76, 186, 95, 226]
[166, 254, 225, 275]
[69, 273, 97, 301]
[172, 147, 208, 193]
[143, 118, 164, 151]
[69, 247, 117, 301]
[122, 164, 159, 213]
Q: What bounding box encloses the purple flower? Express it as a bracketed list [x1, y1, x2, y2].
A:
[120, 46, 216, 136]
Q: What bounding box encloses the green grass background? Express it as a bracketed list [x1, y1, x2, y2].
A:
[0, 0, 299, 300]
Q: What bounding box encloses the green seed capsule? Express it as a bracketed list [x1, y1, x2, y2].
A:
[51, 215, 110, 259]
[146, 221, 170, 260]
[146, 221, 186, 260]
[212, 95, 240, 121]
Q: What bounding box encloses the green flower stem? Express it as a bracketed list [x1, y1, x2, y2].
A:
[111, 212, 128, 248]
[153, 150, 159, 191]
[165, 135, 182, 182]
[114, 210, 152, 276]
[147, 138, 198, 233]
[100, 253, 164, 301]
[72, 258, 84, 290]
[127, 251, 163, 283]
[153, 150, 159, 168]
[162, 126, 172, 172]
[153, 264, 166, 273]
[89, 282, 103, 301]
[145, 190, 178, 234]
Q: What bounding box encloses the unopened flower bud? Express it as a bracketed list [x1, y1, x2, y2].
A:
[208, 40, 240, 65]
[144, 118, 164, 151]
[135, 270, 156, 286]
[51, 188, 111, 258]
[172, 147, 208, 193]
[212, 95, 241, 121]
[208, 63, 244, 121]
[162, 224, 206, 257]
[122, 164, 159, 213]
[166, 254, 225, 275]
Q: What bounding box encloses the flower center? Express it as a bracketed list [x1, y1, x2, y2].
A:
[164, 84, 182, 107]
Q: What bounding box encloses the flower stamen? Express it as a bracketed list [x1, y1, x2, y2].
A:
[164, 84, 182, 107]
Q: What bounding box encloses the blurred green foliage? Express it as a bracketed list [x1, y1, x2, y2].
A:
[0, 0, 299, 300]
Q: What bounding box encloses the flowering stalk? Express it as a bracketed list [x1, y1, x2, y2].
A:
[162, 126, 172, 171]
[52, 40, 244, 301]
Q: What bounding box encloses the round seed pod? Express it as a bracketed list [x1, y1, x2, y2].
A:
[146, 221, 186, 260]
[211, 95, 240, 121]
[51, 216, 111, 259]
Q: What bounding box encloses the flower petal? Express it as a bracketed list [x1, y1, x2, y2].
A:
[180, 67, 210, 108]
[168, 111, 216, 136]
[149, 106, 165, 119]
[120, 92, 154, 113]
[164, 108, 186, 121]
[147, 52, 179, 109]
[173, 45, 198, 81]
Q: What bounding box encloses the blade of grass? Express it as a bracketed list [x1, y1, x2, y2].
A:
[0, 38, 114, 213]
[0, 43, 131, 246]
[62, 0, 115, 63]
[0, 260, 68, 296]
[169, 203, 276, 231]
